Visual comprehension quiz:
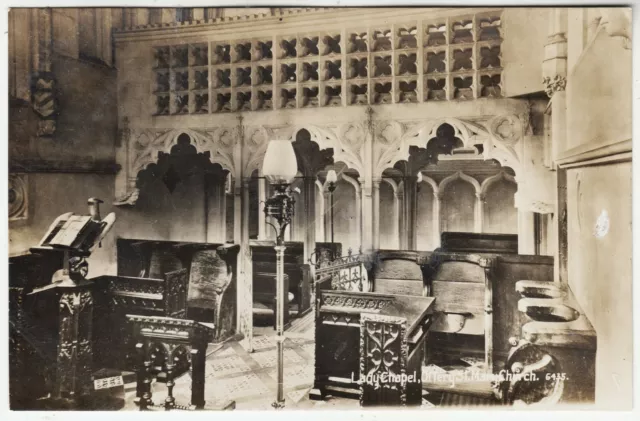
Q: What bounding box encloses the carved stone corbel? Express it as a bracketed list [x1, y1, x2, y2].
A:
[514, 191, 555, 214]
[31, 72, 58, 137]
[542, 75, 567, 98]
[114, 188, 141, 207]
[599, 8, 631, 50]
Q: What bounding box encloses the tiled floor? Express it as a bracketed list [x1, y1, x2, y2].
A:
[125, 312, 326, 410]
[123, 312, 494, 410]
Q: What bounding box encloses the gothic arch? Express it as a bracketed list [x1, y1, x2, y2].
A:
[287, 124, 366, 175]
[418, 173, 439, 196]
[375, 116, 523, 178]
[406, 117, 482, 147]
[130, 128, 237, 177]
[438, 171, 481, 198]
[382, 177, 398, 192]
[340, 173, 361, 193]
[480, 170, 517, 197]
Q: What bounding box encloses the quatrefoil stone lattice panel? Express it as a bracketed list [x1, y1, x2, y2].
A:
[149, 11, 503, 115]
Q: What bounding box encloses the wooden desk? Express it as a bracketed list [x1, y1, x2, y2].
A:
[310, 290, 435, 406]
[126, 315, 232, 411]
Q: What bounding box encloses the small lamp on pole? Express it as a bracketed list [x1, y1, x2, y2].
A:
[262, 139, 298, 409]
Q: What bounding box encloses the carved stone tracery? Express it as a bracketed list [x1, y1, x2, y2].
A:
[373, 115, 523, 178]
[116, 114, 523, 208]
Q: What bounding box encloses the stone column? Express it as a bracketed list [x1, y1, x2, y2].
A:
[403, 176, 418, 250]
[341, 174, 362, 252]
[303, 176, 316, 263]
[432, 192, 441, 249]
[258, 178, 267, 239]
[323, 187, 331, 242]
[361, 180, 374, 252]
[372, 178, 381, 250]
[543, 7, 568, 279]
[475, 193, 484, 233]
[206, 176, 227, 243]
[543, 7, 568, 162]
[315, 180, 325, 242]
[354, 182, 362, 249]
[391, 187, 400, 250]
[233, 179, 242, 244]
[219, 187, 227, 243]
[556, 169, 569, 283]
[518, 210, 536, 255]
[234, 176, 253, 346]
[242, 177, 253, 342]
[396, 185, 405, 249]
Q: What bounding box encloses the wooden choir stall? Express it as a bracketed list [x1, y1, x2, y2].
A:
[250, 240, 313, 327]
[310, 232, 597, 407]
[92, 239, 241, 372]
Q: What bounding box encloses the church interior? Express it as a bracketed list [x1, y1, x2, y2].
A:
[7, 6, 633, 411]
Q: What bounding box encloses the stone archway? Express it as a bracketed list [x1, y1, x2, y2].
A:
[127, 132, 229, 243]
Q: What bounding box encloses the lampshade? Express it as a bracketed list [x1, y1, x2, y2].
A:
[263, 139, 298, 185]
[326, 169, 338, 184]
[417, 172, 423, 183]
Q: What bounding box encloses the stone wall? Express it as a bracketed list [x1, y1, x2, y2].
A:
[560, 9, 632, 409]
[8, 8, 121, 264]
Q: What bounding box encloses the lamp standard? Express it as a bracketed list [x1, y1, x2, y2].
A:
[326, 170, 338, 258]
[262, 139, 298, 409]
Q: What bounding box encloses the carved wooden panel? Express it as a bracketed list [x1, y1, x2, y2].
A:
[56, 289, 94, 399]
[359, 314, 408, 406]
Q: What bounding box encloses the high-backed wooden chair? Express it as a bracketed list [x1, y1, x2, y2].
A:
[186, 249, 232, 341]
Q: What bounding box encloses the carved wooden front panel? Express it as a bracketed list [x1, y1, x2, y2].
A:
[359, 314, 408, 406]
[55, 289, 94, 399]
